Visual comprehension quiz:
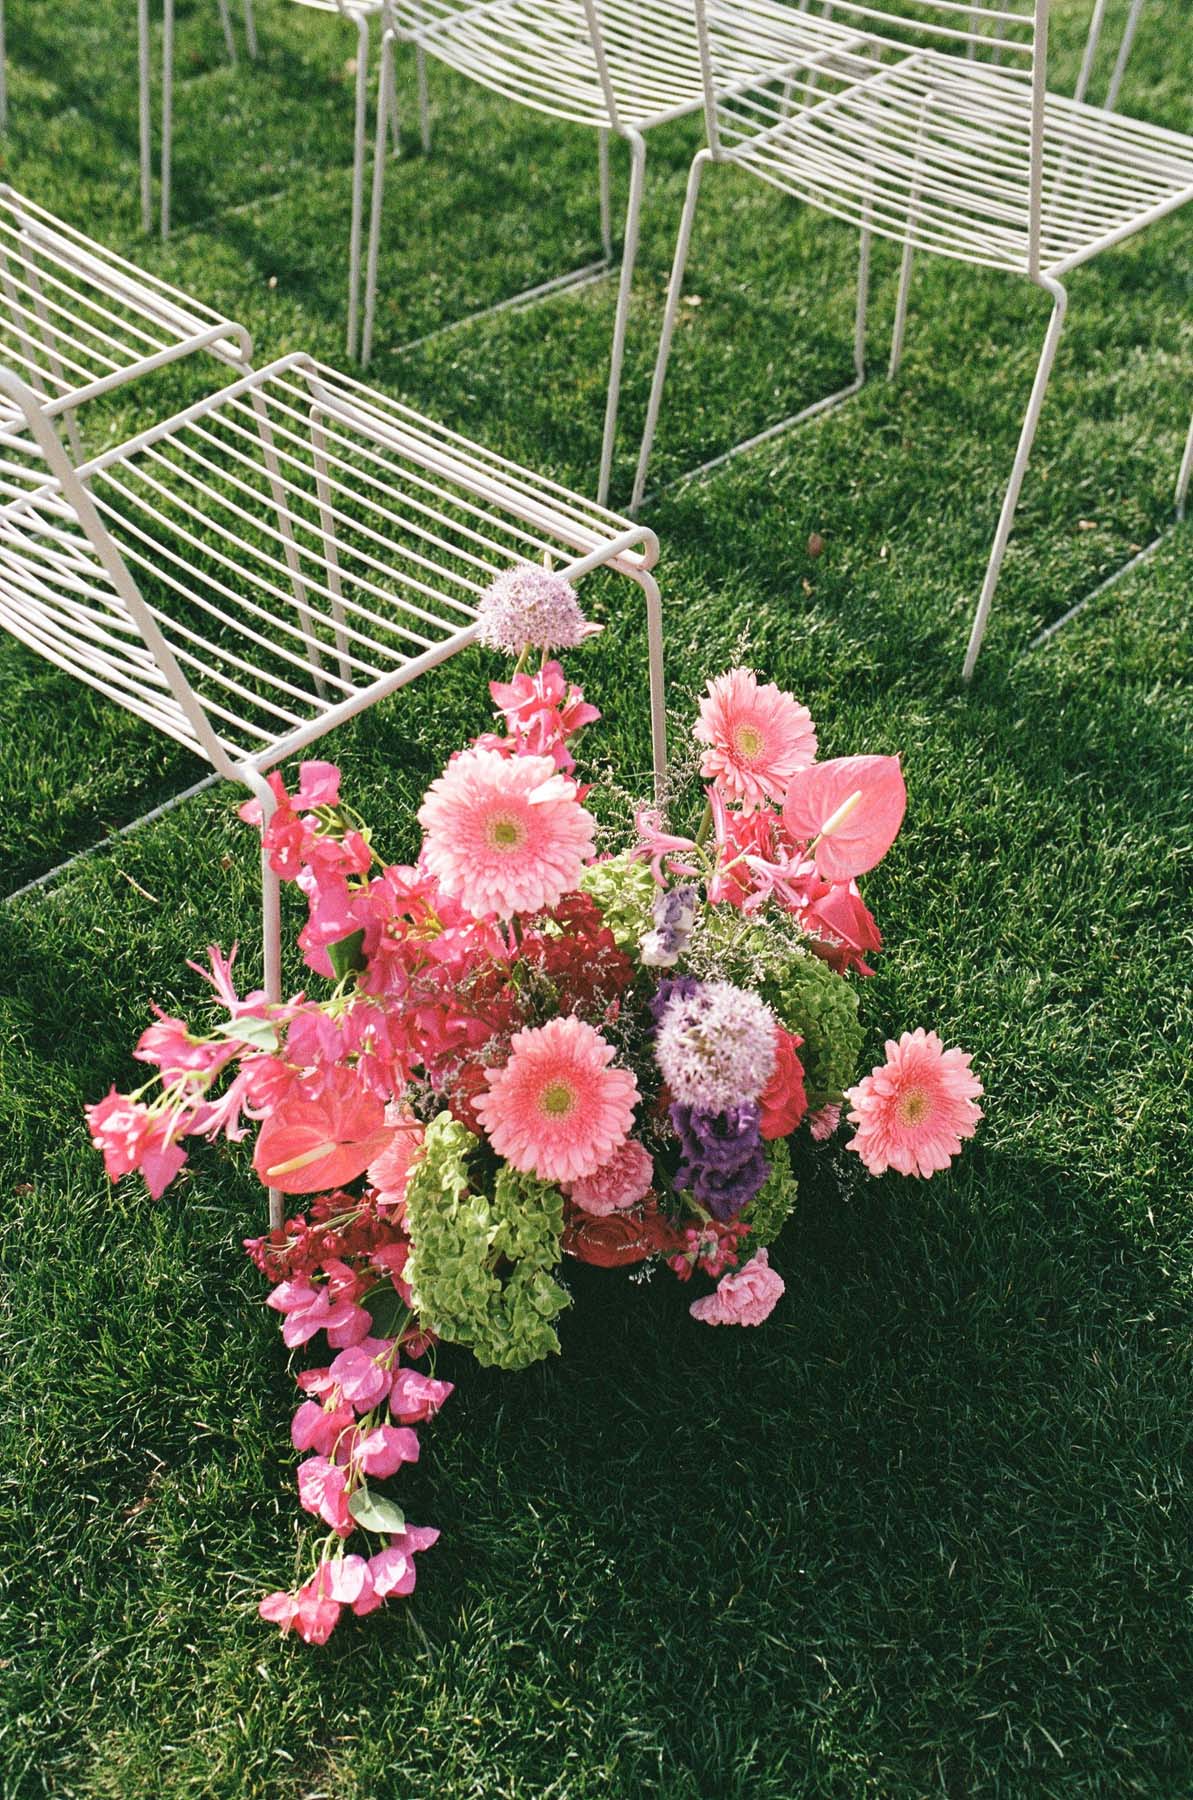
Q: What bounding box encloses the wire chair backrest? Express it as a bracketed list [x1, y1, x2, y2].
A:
[1073, 0, 1143, 107]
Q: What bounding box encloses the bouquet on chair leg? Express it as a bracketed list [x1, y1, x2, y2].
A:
[87, 566, 982, 1643]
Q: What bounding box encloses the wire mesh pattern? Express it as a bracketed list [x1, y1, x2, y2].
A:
[714, 44, 1193, 272]
[0, 354, 661, 779]
[0, 186, 249, 430]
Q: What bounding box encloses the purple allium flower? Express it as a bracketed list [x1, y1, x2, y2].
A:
[639, 884, 698, 968]
[671, 1101, 768, 1220]
[475, 564, 596, 655]
[655, 980, 776, 1113]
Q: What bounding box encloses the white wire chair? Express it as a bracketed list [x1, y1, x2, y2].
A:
[289, 1, 430, 362]
[360, 0, 867, 504]
[631, 0, 1193, 677]
[0, 349, 666, 1047]
[0, 184, 251, 459]
[139, 0, 259, 239]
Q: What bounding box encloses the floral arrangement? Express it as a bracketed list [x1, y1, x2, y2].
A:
[87, 564, 982, 1645]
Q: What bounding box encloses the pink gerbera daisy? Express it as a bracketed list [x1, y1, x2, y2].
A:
[474, 1017, 639, 1185]
[418, 748, 595, 920]
[694, 669, 817, 811]
[845, 1029, 983, 1178]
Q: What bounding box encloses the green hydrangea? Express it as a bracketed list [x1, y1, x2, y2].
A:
[766, 949, 863, 1110]
[577, 852, 657, 951]
[741, 1139, 798, 1250]
[403, 1114, 570, 1371]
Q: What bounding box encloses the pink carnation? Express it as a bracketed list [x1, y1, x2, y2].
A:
[694, 669, 817, 811]
[845, 1029, 983, 1178]
[418, 748, 595, 919]
[689, 1248, 785, 1327]
[474, 1016, 639, 1184]
[566, 1138, 654, 1215]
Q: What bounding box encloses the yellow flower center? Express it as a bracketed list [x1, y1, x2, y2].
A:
[539, 1081, 576, 1119]
[897, 1087, 931, 1126]
[733, 723, 765, 761]
[486, 812, 525, 852]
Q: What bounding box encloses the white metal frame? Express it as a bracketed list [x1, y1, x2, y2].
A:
[631, 0, 1193, 676]
[359, 0, 871, 504]
[290, 1, 430, 362]
[138, 0, 259, 239]
[0, 184, 252, 459]
[0, 350, 666, 1224]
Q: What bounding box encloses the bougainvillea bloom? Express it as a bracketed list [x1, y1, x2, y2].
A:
[253, 1068, 395, 1195]
[474, 1017, 639, 1183]
[845, 1029, 983, 1178]
[475, 563, 597, 654]
[689, 1248, 786, 1326]
[418, 749, 596, 919]
[694, 669, 817, 810]
[566, 1138, 654, 1215]
[782, 754, 906, 883]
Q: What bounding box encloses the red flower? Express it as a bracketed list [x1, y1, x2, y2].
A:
[561, 1198, 683, 1268]
[758, 1025, 808, 1140]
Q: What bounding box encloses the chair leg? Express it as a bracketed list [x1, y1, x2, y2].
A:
[161, 0, 175, 239]
[597, 129, 646, 509]
[635, 565, 668, 798]
[217, 0, 237, 64]
[416, 45, 430, 154]
[346, 13, 371, 360]
[242, 0, 258, 61]
[1176, 410, 1193, 520]
[598, 129, 612, 263]
[361, 27, 396, 368]
[962, 276, 1067, 682]
[138, 0, 152, 233]
[631, 149, 709, 513]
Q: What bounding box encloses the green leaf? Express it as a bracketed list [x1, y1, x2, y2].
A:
[349, 1489, 406, 1534]
[212, 1015, 278, 1050]
[364, 1285, 414, 1343]
[328, 928, 366, 980]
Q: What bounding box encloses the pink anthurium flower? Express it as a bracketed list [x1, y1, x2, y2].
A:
[253, 1067, 395, 1194]
[782, 754, 906, 883]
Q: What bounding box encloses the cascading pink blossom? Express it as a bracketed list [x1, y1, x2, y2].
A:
[689, 1248, 785, 1326]
[474, 1017, 639, 1184]
[694, 669, 817, 810]
[418, 748, 595, 919]
[845, 1029, 983, 1178]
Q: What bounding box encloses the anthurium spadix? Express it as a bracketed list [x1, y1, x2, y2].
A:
[253, 1070, 395, 1195]
[782, 755, 906, 883]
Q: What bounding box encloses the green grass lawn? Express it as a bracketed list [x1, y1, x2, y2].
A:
[2, 2, 1193, 1794]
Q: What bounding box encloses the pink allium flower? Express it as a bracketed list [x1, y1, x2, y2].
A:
[809, 1102, 841, 1142]
[695, 670, 817, 811]
[689, 1248, 786, 1326]
[566, 1137, 654, 1215]
[476, 563, 598, 654]
[845, 1029, 983, 1178]
[655, 981, 777, 1113]
[474, 1017, 639, 1184]
[418, 749, 596, 920]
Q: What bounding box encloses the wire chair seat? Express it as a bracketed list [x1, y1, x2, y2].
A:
[0, 186, 250, 433]
[392, 0, 862, 135]
[714, 46, 1193, 276]
[0, 353, 661, 777]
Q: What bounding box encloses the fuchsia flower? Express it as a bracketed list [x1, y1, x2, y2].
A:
[84, 1090, 187, 1198]
[809, 1102, 841, 1142]
[695, 670, 817, 810]
[631, 808, 700, 885]
[488, 662, 600, 771]
[418, 749, 596, 920]
[566, 1138, 654, 1215]
[296, 1455, 353, 1534]
[389, 1369, 454, 1422]
[845, 1030, 983, 1178]
[474, 1016, 639, 1184]
[689, 1248, 786, 1327]
[328, 1340, 395, 1411]
[341, 1423, 420, 1476]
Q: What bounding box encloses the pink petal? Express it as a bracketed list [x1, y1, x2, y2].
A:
[782, 755, 906, 883]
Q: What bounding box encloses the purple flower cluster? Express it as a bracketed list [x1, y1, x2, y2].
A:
[654, 980, 776, 1114]
[639, 885, 698, 969]
[671, 1100, 768, 1221]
